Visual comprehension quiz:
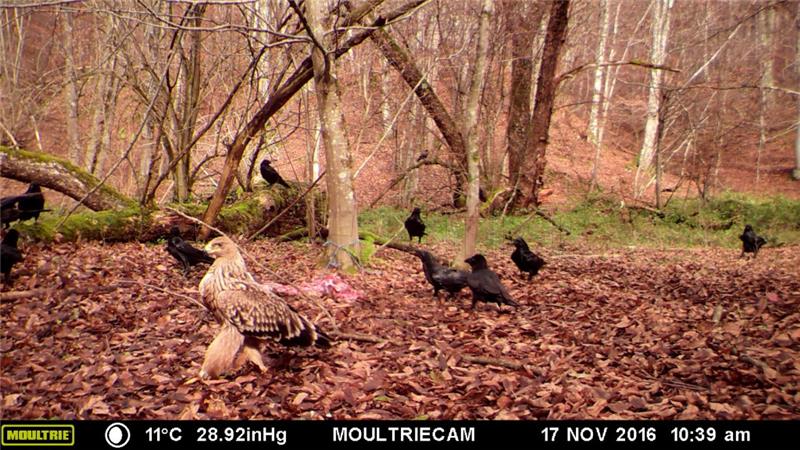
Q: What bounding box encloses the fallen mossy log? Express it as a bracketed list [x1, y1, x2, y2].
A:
[0, 145, 135, 211]
[11, 186, 322, 242]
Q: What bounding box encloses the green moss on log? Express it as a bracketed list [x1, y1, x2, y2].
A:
[0, 145, 136, 209]
[14, 208, 149, 242]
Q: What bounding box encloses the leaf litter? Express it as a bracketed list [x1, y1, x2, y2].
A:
[1, 239, 798, 419]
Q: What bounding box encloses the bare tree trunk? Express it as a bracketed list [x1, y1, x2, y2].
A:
[62, 9, 82, 167]
[588, 0, 610, 190]
[634, 0, 673, 198]
[795, 6, 800, 181]
[198, 0, 402, 239]
[463, 0, 493, 260]
[307, 0, 360, 270]
[524, 0, 570, 207]
[756, 8, 773, 184]
[505, 1, 535, 197]
[369, 27, 468, 187]
[87, 14, 121, 175]
[172, 3, 206, 202]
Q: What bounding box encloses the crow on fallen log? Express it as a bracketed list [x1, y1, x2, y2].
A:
[1, 183, 49, 227]
[260, 159, 290, 188]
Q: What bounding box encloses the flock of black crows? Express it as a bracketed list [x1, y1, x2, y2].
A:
[405, 207, 544, 311]
[0, 175, 771, 296]
[403, 207, 770, 312]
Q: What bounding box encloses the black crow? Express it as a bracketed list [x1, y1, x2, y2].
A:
[511, 237, 545, 280]
[464, 254, 518, 310]
[166, 227, 214, 275]
[1, 230, 23, 285]
[17, 183, 45, 221]
[260, 159, 290, 188]
[1, 204, 21, 229]
[1, 184, 48, 227]
[740, 224, 766, 258]
[404, 207, 426, 243]
[414, 249, 468, 299]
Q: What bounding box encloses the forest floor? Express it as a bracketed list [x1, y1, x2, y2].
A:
[1, 238, 798, 419]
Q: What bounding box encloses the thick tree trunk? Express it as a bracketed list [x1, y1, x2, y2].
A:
[505, 1, 536, 196]
[198, 0, 416, 240]
[0, 146, 135, 211]
[463, 0, 493, 261]
[307, 0, 360, 270]
[524, 0, 570, 207]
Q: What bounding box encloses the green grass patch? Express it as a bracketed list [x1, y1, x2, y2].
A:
[359, 193, 800, 251]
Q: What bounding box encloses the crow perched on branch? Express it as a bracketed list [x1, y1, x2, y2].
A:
[414, 249, 468, 299]
[464, 254, 518, 310]
[260, 159, 290, 188]
[1, 230, 23, 286]
[404, 207, 426, 243]
[165, 227, 214, 276]
[739, 224, 766, 258]
[198, 236, 331, 379]
[511, 237, 545, 280]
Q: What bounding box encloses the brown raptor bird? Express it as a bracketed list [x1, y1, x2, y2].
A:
[198, 236, 330, 379]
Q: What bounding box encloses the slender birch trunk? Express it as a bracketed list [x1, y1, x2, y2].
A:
[588, 0, 610, 190]
[307, 0, 360, 270]
[634, 0, 673, 199]
[463, 0, 493, 260]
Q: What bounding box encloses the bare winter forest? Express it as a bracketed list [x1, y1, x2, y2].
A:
[1, 0, 799, 421]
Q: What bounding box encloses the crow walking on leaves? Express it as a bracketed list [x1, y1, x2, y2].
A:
[511, 237, 545, 280]
[739, 224, 766, 258]
[198, 236, 331, 379]
[464, 254, 518, 311]
[260, 159, 290, 188]
[415, 249, 468, 300]
[1, 230, 23, 286]
[404, 207, 426, 243]
[166, 227, 214, 276]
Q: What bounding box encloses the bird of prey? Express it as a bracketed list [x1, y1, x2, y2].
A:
[404, 207, 426, 243]
[740, 224, 767, 258]
[510, 237, 545, 280]
[1, 230, 23, 286]
[464, 254, 518, 310]
[414, 249, 468, 299]
[165, 227, 214, 276]
[260, 159, 290, 188]
[198, 236, 330, 379]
